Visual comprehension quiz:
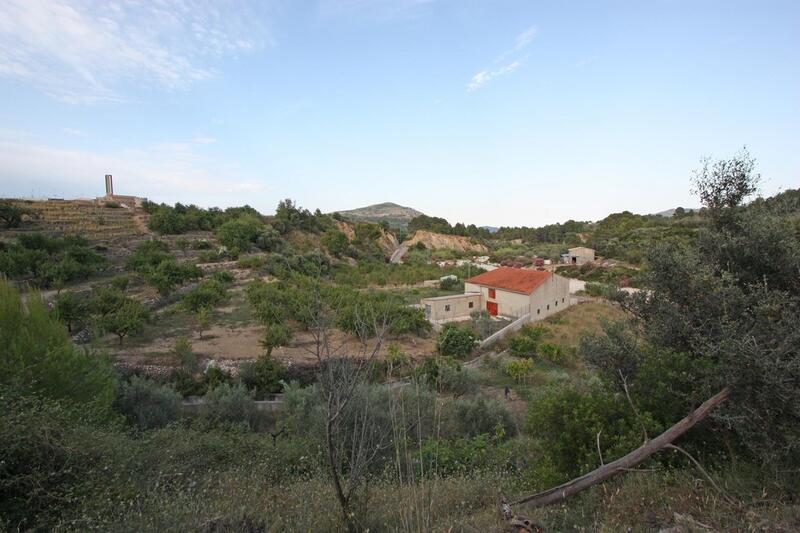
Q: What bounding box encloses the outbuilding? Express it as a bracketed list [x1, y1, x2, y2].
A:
[567, 246, 596, 265]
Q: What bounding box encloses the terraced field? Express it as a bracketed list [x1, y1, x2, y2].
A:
[5, 199, 149, 243]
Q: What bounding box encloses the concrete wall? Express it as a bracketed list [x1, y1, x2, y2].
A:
[568, 247, 596, 265]
[465, 282, 530, 318]
[421, 293, 482, 322]
[529, 274, 572, 321]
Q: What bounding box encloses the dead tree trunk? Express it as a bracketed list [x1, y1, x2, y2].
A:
[508, 386, 731, 511]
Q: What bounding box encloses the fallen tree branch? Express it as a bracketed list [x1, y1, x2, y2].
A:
[511, 386, 731, 509]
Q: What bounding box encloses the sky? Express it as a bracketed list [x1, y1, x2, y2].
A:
[0, 0, 798, 227]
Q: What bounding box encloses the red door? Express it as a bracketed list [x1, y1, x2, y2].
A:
[486, 301, 498, 316]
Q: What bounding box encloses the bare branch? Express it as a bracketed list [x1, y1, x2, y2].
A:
[510, 386, 731, 509]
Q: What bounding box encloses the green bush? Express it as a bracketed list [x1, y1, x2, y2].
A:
[211, 269, 235, 283]
[415, 356, 478, 396]
[239, 355, 286, 399]
[54, 290, 88, 332]
[144, 259, 202, 296]
[202, 365, 233, 392]
[172, 336, 197, 373]
[182, 279, 228, 312]
[237, 255, 266, 269]
[0, 234, 106, 287]
[110, 274, 130, 291]
[114, 375, 182, 429]
[200, 383, 257, 429]
[99, 298, 149, 345]
[505, 358, 533, 382]
[0, 279, 115, 413]
[437, 324, 479, 358]
[508, 325, 546, 358]
[538, 342, 564, 363]
[525, 384, 658, 478]
[443, 395, 516, 438]
[215, 215, 265, 254]
[126, 240, 171, 272]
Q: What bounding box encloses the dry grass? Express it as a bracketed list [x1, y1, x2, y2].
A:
[540, 300, 629, 350]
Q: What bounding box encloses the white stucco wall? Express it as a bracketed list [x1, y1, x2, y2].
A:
[529, 274, 571, 321]
[421, 293, 482, 322]
[465, 282, 530, 318]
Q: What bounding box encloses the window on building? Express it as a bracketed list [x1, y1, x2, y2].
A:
[488, 288, 496, 299]
[547, 304, 550, 310]
[562, 297, 565, 303]
[468, 302, 474, 308]
[537, 308, 540, 314]
[445, 305, 451, 312]
[555, 300, 558, 307]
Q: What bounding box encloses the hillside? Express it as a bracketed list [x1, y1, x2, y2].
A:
[335, 202, 423, 228]
[402, 230, 487, 254]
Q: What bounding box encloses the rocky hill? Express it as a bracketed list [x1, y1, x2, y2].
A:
[403, 230, 487, 254]
[335, 202, 423, 228]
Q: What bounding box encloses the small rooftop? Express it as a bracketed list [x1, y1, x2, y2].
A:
[421, 292, 481, 302]
[465, 267, 551, 294]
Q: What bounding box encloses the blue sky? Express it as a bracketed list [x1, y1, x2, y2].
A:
[0, 0, 797, 227]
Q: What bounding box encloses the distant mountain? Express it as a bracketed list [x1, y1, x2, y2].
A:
[335, 202, 424, 228]
[652, 207, 698, 217]
[480, 226, 500, 234]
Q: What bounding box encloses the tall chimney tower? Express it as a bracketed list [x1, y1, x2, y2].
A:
[105, 174, 113, 197]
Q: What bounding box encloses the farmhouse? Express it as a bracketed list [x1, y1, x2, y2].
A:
[421, 267, 571, 324]
[567, 246, 596, 265]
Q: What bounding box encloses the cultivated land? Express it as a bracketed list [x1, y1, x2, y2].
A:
[3, 172, 799, 531]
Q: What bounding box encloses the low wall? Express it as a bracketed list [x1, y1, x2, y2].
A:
[478, 312, 531, 350]
[181, 394, 284, 415]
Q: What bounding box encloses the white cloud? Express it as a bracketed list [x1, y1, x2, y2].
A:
[513, 26, 538, 52]
[467, 60, 522, 92]
[0, 0, 269, 103]
[468, 24, 537, 91]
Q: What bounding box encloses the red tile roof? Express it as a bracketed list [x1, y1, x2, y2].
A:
[465, 267, 551, 294]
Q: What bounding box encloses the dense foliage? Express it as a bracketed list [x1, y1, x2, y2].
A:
[0, 234, 106, 287]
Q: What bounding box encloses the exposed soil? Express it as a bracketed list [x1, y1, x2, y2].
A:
[111, 321, 437, 367]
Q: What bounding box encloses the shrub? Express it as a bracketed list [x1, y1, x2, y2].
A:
[172, 336, 197, 373]
[437, 324, 479, 358]
[114, 375, 182, 429]
[505, 358, 533, 382]
[202, 365, 232, 392]
[386, 343, 410, 377]
[435, 361, 479, 396]
[144, 259, 202, 296]
[200, 383, 257, 429]
[0, 279, 116, 413]
[237, 255, 266, 269]
[525, 384, 658, 478]
[239, 355, 285, 399]
[99, 299, 148, 345]
[182, 279, 228, 312]
[0, 234, 106, 288]
[0, 201, 23, 227]
[259, 323, 292, 357]
[126, 240, 171, 272]
[509, 335, 537, 358]
[211, 269, 235, 283]
[439, 276, 461, 291]
[110, 274, 130, 291]
[215, 215, 265, 255]
[54, 291, 88, 332]
[443, 395, 516, 438]
[538, 342, 564, 363]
